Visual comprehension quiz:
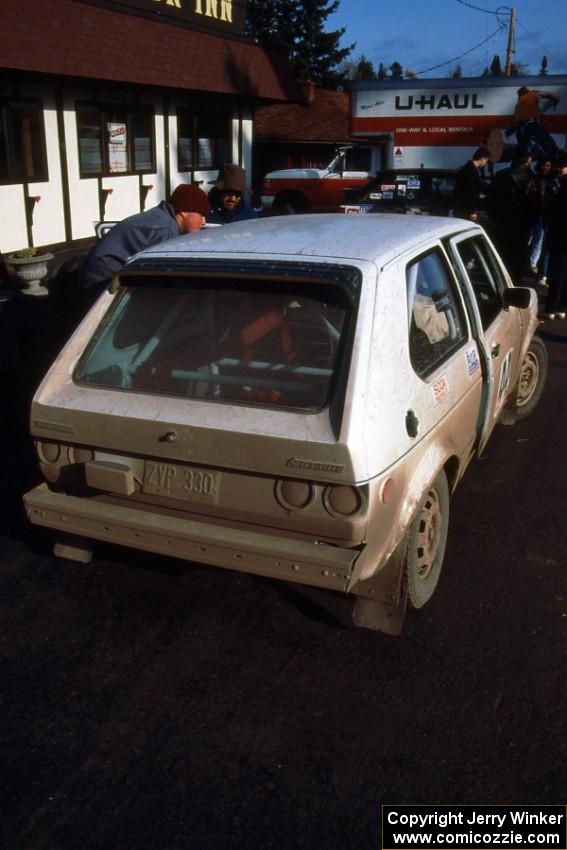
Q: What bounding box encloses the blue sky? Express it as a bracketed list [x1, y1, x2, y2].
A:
[328, 0, 567, 78]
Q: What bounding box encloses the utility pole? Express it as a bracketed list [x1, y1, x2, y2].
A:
[505, 7, 516, 76]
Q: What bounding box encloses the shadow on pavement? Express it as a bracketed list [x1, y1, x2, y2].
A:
[0, 289, 72, 547]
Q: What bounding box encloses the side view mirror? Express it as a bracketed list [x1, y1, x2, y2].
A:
[502, 286, 533, 310]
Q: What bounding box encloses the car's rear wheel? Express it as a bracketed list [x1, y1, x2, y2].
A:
[515, 335, 548, 419]
[405, 470, 450, 608]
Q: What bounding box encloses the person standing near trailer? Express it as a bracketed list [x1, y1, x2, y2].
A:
[453, 146, 491, 221]
[544, 151, 567, 320]
[487, 154, 537, 282]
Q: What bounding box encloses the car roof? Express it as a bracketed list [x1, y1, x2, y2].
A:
[134, 214, 477, 268]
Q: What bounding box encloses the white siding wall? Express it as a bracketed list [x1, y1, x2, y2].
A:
[64, 87, 100, 241]
[22, 85, 66, 247]
[140, 95, 166, 209]
[1, 81, 256, 253]
[231, 115, 240, 164]
[0, 86, 66, 253]
[0, 185, 28, 253]
[241, 113, 253, 180]
[100, 174, 139, 222]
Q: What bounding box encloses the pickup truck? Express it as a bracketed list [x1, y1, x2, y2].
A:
[24, 214, 546, 634]
[261, 144, 381, 213]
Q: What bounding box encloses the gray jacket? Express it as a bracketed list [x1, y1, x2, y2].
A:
[80, 201, 180, 290]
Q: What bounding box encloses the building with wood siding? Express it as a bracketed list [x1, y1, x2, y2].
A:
[1, 0, 302, 254]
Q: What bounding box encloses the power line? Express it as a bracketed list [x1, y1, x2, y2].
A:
[413, 25, 506, 75]
[515, 16, 567, 72]
[454, 0, 501, 16]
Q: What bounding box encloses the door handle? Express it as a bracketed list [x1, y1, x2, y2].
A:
[491, 342, 500, 358]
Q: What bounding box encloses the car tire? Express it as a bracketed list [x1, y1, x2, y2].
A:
[273, 194, 310, 215]
[515, 335, 548, 420]
[405, 470, 450, 609]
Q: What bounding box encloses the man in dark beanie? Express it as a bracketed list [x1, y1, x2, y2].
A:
[207, 164, 258, 224]
[79, 184, 210, 292]
[453, 146, 491, 221]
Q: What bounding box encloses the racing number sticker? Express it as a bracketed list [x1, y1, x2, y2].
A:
[497, 349, 513, 402]
[465, 345, 480, 376]
[431, 373, 450, 405]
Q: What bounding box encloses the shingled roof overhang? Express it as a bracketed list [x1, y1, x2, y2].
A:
[255, 88, 351, 141]
[2, 0, 304, 104]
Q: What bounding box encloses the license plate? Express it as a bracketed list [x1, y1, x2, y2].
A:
[142, 461, 221, 505]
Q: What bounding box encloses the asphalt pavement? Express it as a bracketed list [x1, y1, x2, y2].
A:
[0, 304, 565, 850]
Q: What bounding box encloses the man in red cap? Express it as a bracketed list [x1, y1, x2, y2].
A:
[79, 184, 210, 292]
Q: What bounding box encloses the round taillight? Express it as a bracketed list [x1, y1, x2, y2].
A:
[36, 441, 61, 464]
[275, 479, 314, 511]
[323, 485, 362, 517]
[68, 446, 94, 464]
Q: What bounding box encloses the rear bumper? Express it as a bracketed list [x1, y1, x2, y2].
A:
[24, 483, 359, 592]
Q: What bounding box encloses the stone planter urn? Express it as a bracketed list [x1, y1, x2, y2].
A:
[8, 250, 54, 297]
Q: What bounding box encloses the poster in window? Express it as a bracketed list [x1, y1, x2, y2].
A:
[107, 122, 128, 173]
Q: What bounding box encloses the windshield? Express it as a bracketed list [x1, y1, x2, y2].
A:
[75, 275, 354, 411]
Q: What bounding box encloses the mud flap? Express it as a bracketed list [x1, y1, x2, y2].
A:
[496, 379, 519, 426]
[351, 538, 408, 636]
[54, 533, 93, 564]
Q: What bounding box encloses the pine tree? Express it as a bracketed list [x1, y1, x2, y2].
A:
[245, 0, 354, 87]
[540, 55, 548, 76]
[377, 62, 388, 80]
[490, 54, 502, 76]
[389, 61, 404, 79]
[354, 55, 376, 80]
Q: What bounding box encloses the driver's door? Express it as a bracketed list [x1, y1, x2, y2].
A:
[447, 232, 523, 453]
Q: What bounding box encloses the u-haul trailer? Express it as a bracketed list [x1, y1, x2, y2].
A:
[350, 75, 567, 170]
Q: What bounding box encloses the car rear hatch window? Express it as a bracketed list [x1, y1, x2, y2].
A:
[74, 263, 359, 412]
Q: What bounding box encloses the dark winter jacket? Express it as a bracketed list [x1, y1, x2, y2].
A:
[534, 174, 558, 221]
[487, 165, 537, 231]
[453, 159, 486, 219]
[80, 201, 181, 290]
[547, 174, 567, 250]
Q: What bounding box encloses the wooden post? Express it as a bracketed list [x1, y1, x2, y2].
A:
[505, 7, 516, 77]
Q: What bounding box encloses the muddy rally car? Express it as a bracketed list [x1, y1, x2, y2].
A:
[24, 215, 546, 633]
